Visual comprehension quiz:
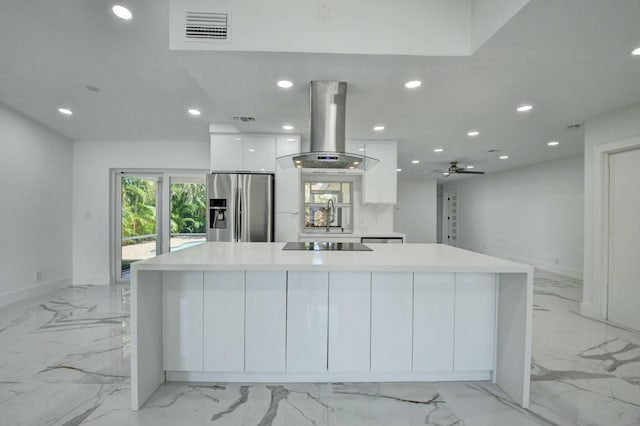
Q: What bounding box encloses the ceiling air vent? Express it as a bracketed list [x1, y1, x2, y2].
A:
[185, 11, 230, 41]
[232, 116, 256, 122]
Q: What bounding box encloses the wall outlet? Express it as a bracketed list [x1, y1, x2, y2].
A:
[34, 270, 42, 281]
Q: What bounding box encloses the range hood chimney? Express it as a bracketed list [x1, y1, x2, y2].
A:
[277, 81, 378, 170]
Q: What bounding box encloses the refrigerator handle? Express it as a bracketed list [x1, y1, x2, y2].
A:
[238, 188, 243, 241]
[234, 188, 240, 241]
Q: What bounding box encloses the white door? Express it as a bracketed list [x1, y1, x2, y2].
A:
[608, 147, 640, 330]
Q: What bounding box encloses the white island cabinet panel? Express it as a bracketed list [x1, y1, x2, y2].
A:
[454, 273, 496, 371]
[328, 272, 371, 372]
[162, 271, 203, 371]
[203, 271, 245, 372]
[413, 273, 455, 372]
[371, 272, 413, 372]
[287, 271, 329, 372]
[245, 271, 287, 372]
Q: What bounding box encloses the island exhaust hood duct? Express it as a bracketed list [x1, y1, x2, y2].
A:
[277, 81, 379, 170]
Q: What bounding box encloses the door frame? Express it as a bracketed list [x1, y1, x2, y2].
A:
[110, 168, 208, 283]
[589, 137, 640, 320]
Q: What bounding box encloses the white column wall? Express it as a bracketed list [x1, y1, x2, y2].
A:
[394, 178, 438, 243]
[72, 140, 209, 284]
[582, 102, 640, 318]
[0, 104, 73, 305]
[442, 155, 584, 278]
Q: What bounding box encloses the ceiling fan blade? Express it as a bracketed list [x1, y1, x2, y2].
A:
[455, 170, 485, 174]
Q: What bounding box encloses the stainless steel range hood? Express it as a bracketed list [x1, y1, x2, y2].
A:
[277, 81, 378, 170]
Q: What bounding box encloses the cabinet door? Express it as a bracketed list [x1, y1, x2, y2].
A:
[275, 136, 301, 213]
[371, 272, 413, 372]
[328, 272, 371, 372]
[413, 273, 455, 372]
[245, 271, 287, 372]
[363, 142, 397, 204]
[244, 135, 276, 172]
[211, 134, 244, 172]
[162, 271, 203, 371]
[203, 271, 245, 372]
[287, 272, 328, 372]
[454, 273, 496, 371]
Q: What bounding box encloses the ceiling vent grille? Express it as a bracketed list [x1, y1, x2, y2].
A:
[232, 116, 256, 122]
[185, 11, 230, 41]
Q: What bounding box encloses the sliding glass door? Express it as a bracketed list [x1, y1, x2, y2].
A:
[118, 174, 162, 280]
[113, 171, 207, 282]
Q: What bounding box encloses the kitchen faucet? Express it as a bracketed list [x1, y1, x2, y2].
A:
[325, 199, 335, 232]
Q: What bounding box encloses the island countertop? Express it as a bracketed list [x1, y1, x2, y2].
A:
[132, 242, 532, 274]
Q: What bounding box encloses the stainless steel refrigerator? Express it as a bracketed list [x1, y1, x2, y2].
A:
[206, 173, 274, 242]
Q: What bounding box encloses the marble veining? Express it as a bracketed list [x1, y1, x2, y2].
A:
[1, 270, 640, 425]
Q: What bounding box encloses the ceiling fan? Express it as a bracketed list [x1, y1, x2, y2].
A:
[431, 161, 486, 177]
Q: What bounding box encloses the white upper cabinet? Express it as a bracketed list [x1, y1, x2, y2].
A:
[210, 134, 277, 172]
[244, 135, 277, 172]
[211, 134, 244, 171]
[363, 141, 397, 204]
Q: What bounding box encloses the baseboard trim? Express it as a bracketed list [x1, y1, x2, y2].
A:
[73, 275, 111, 285]
[165, 370, 492, 383]
[580, 302, 601, 319]
[0, 276, 72, 307]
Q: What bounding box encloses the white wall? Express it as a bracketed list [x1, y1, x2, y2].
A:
[394, 178, 438, 243]
[442, 155, 584, 278]
[582, 102, 640, 318]
[72, 140, 209, 284]
[0, 104, 73, 305]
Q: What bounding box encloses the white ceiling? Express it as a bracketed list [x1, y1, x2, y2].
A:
[1, 0, 639, 179]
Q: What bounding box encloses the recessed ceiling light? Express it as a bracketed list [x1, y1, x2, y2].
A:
[187, 108, 201, 116]
[467, 130, 480, 137]
[466, 165, 475, 169]
[358, 148, 365, 152]
[234, 137, 241, 141]
[396, 168, 402, 172]
[373, 125, 385, 131]
[631, 47, 640, 56]
[277, 80, 293, 89]
[547, 141, 560, 147]
[443, 172, 450, 176]
[112, 5, 132, 20]
[404, 80, 422, 89]
[516, 104, 533, 113]
[286, 138, 296, 142]
[434, 148, 444, 153]
[499, 155, 509, 160]
[248, 148, 255, 152]
[58, 107, 73, 116]
[411, 160, 420, 164]
[282, 124, 294, 130]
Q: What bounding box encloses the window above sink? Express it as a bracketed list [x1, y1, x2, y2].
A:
[303, 181, 353, 232]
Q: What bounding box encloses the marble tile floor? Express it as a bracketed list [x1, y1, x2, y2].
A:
[1, 271, 639, 425]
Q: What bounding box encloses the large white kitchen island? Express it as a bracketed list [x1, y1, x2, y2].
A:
[131, 242, 533, 410]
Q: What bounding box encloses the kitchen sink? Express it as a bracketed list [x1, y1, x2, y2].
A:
[283, 242, 372, 251]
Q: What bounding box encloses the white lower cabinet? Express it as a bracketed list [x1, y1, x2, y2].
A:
[245, 271, 287, 372]
[328, 272, 371, 372]
[162, 271, 204, 371]
[413, 273, 455, 372]
[286, 272, 329, 372]
[371, 272, 413, 372]
[203, 271, 245, 372]
[454, 273, 496, 371]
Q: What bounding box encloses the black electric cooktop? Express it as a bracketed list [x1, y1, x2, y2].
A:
[283, 242, 373, 251]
